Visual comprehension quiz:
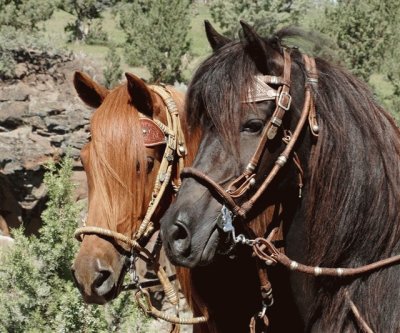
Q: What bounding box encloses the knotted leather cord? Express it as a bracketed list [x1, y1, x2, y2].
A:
[252, 228, 400, 333]
[134, 85, 187, 240]
[253, 229, 400, 278]
[74, 85, 207, 326]
[135, 289, 208, 325]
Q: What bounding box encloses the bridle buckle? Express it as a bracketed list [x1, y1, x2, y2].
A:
[278, 91, 292, 111]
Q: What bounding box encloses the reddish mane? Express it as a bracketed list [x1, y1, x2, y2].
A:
[86, 85, 148, 237]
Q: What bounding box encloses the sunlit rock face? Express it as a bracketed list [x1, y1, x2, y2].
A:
[0, 51, 99, 234]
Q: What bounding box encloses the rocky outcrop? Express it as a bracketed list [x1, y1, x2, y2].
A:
[0, 50, 194, 332]
[0, 50, 100, 234]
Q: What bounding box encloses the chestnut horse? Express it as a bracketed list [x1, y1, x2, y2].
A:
[71, 72, 261, 333]
[161, 22, 400, 332]
[71, 72, 214, 331]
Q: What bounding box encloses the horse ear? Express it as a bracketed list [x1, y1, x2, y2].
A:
[125, 72, 154, 117]
[205, 20, 231, 51]
[73, 71, 109, 108]
[240, 21, 283, 75]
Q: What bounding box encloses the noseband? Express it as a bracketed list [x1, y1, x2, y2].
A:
[74, 85, 207, 326]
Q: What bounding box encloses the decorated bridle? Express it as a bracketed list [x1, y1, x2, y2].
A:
[182, 48, 316, 220]
[74, 85, 207, 327]
[181, 49, 400, 332]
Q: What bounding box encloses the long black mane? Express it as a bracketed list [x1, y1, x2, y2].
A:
[305, 52, 400, 331]
[186, 27, 400, 331]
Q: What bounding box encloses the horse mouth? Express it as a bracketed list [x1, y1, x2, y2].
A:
[198, 227, 219, 266]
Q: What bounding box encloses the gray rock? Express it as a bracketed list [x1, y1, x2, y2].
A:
[0, 83, 31, 102]
[0, 102, 29, 129]
[0, 53, 99, 233]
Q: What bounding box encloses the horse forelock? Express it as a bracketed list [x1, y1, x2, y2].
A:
[85, 83, 201, 235]
[87, 84, 148, 236]
[187, 40, 261, 156]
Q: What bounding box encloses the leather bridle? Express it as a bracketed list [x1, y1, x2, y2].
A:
[181, 49, 318, 219]
[74, 85, 207, 326]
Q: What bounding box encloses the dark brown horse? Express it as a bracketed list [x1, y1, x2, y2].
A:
[161, 22, 400, 332]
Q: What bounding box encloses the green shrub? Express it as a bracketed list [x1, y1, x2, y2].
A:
[0, 0, 54, 31]
[210, 0, 310, 38]
[103, 46, 123, 89]
[118, 0, 191, 84]
[0, 50, 16, 79]
[85, 20, 109, 45]
[61, 0, 109, 44]
[0, 157, 149, 332]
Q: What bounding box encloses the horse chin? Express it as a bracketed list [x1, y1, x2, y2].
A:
[198, 228, 220, 266]
[82, 288, 115, 305]
[197, 227, 235, 266]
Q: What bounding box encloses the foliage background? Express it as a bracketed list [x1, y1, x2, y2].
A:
[1, 0, 398, 118]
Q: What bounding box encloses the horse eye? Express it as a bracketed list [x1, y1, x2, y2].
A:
[146, 157, 154, 173]
[136, 157, 154, 174]
[242, 119, 264, 134]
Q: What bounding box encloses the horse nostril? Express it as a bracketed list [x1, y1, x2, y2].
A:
[93, 270, 111, 289]
[172, 222, 189, 241]
[170, 221, 191, 256]
[91, 268, 114, 297]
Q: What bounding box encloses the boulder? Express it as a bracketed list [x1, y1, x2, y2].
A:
[0, 51, 100, 234]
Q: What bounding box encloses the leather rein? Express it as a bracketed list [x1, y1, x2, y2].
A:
[181, 49, 400, 332]
[74, 85, 207, 326]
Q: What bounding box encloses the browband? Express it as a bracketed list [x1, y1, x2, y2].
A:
[140, 118, 166, 147]
[243, 75, 280, 103]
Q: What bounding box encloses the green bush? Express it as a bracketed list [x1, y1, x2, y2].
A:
[85, 20, 109, 45]
[210, 0, 310, 38]
[0, 157, 149, 332]
[118, 0, 191, 84]
[0, 0, 54, 31]
[0, 50, 16, 79]
[313, 0, 400, 121]
[61, 0, 109, 43]
[103, 46, 123, 89]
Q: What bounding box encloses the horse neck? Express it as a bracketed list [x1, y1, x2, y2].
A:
[282, 105, 400, 331]
[190, 247, 262, 333]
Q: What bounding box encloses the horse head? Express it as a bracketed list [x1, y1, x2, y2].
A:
[161, 21, 311, 268]
[71, 72, 186, 304]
